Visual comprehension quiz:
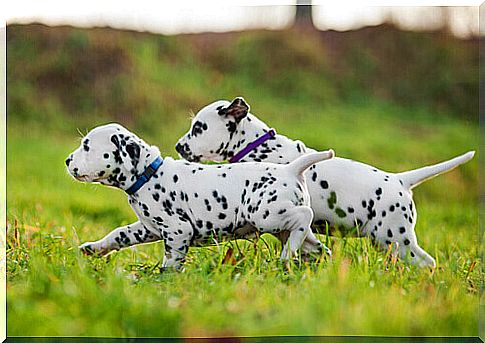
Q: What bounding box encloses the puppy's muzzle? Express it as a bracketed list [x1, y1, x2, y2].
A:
[175, 142, 186, 157]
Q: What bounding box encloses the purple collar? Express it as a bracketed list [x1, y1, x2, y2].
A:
[229, 129, 276, 163]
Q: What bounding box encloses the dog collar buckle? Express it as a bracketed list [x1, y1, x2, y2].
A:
[125, 156, 163, 195]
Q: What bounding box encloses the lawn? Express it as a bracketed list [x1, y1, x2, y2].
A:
[6, 100, 479, 337]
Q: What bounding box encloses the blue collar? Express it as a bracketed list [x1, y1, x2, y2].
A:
[125, 156, 163, 195]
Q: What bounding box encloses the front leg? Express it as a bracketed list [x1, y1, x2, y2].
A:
[161, 222, 194, 271]
[80, 221, 161, 256]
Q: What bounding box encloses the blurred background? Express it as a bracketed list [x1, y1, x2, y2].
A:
[6, 2, 479, 146]
[5, 2, 480, 337]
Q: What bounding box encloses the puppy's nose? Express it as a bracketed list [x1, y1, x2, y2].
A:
[175, 143, 184, 154]
[73, 167, 79, 176]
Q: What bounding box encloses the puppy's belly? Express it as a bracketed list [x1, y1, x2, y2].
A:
[189, 223, 258, 246]
[233, 223, 258, 238]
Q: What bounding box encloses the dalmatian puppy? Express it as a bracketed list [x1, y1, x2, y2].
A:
[65, 123, 335, 269]
[176, 97, 475, 268]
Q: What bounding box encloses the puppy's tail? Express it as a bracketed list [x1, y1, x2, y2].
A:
[396, 151, 475, 190]
[287, 150, 334, 176]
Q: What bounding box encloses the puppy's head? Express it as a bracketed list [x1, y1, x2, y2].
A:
[176, 97, 249, 162]
[66, 123, 153, 188]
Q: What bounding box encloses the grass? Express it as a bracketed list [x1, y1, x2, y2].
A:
[6, 100, 479, 337]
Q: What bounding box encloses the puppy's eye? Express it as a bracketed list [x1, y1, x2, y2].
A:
[103, 153, 109, 159]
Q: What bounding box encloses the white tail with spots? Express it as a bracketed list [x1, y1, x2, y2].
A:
[397, 151, 475, 189]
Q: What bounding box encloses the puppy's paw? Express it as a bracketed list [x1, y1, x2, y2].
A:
[322, 244, 332, 256]
[79, 242, 95, 255]
[79, 242, 108, 256]
[159, 265, 185, 273]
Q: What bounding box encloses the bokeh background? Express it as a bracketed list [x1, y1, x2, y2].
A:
[5, 3, 480, 338]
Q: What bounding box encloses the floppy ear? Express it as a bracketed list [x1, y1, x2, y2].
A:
[126, 141, 141, 161]
[110, 134, 121, 150]
[219, 97, 250, 122]
[125, 140, 141, 173]
[111, 134, 141, 172]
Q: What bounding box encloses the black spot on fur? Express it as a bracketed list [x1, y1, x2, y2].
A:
[83, 139, 90, 152]
[126, 142, 140, 161]
[327, 191, 337, 210]
[312, 172, 317, 182]
[111, 135, 121, 150]
[226, 121, 237, 134]
[335, 208, 346, 218]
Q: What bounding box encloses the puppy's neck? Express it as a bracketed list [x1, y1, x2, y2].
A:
[134, 145, 162, 177]
[100, 143, 162, 192]
[228, 114, 311, 164]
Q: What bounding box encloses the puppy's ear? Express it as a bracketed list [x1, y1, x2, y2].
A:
[219, 97, 250, 122]
[126, 142, 140, 161]
[110, 134, 141, 171]
[111, 134, 121, 150]
[125, 140, 141, 172]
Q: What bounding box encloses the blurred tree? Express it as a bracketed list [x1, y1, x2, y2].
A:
[439, 6, 453, 34]
[295, 0, 313, 27]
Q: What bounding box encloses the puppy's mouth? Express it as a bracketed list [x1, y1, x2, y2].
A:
[74, 174, 91, 182]
[184, 155, 201, 163]
[177, 151, 201, 163]
[73, 173, 107, 183]
[175, 142, 202, 162]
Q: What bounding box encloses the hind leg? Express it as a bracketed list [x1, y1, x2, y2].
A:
[302, 230, 332, 257]
[374, 219, 436, 268]
[280, 206, 324, 260]
[397, 231, 436, 268]
[274, 230, 330, 258]
[374, 197, 435, 268]
[408, 244, 436, 268]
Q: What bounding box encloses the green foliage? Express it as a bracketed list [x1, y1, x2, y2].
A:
[7, 23, 478, 137]
[325, 25, 478, 119]
[6, 23, 479, 337]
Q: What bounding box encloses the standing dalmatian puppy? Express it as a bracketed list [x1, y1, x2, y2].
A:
[176, 97, 475, 268]
[66, 123, 334, 270]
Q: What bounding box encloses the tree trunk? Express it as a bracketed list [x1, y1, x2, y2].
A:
[295, 0, 313, 27]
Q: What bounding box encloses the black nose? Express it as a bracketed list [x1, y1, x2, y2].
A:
[175, 143, 183, 154]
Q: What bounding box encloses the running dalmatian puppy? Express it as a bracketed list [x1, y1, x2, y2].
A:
[66, 123, 334, 269]
[176, 97, 475, 268]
